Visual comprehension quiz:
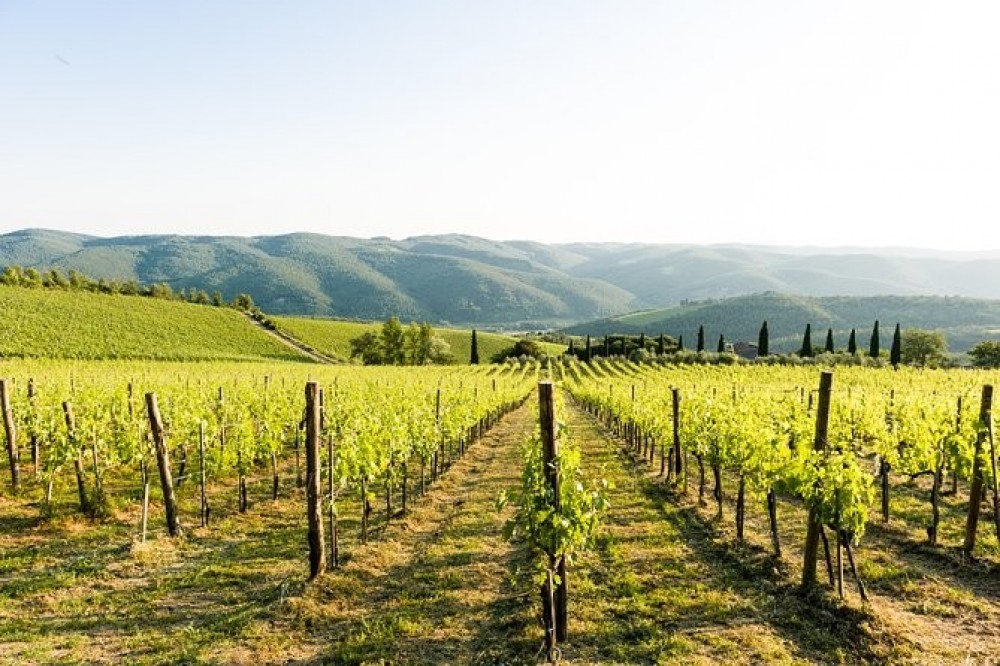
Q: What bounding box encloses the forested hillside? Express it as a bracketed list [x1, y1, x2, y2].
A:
[5, 229, 1000, 328]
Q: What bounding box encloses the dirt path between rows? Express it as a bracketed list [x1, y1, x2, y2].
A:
[558, 396, 898, 665]
[282, 397, 540, 665]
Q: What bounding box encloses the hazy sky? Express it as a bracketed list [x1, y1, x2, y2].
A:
[3, 1, 999, 249]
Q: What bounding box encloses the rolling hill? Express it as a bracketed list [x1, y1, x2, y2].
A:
[0, 284, 553, 363]
[0, 285, 309, 362]
[5, 228, 1000, 329]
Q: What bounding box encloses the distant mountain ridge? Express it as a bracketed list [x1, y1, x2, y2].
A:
[3, 228, 1000, 328]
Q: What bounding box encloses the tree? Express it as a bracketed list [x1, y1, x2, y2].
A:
[150, 283, 174, 300]
[824, 328, 834, 354]
[0, 266, 23, 286]
[404, 322, 433, 365]
[470, 329, 480, 364]
[968, 341, 1000, 368]
[848, 328, 857, 355]
[567, 338, 575, 356]
[231, 293, 254, 311]
[677, 335, 684, 351]
[890, 323, 902, 368]
[603, 336, 610, 357]
[211, 291, 224, 307]
[800, 323, 813, 357]
[900, 328, 946, 367]
[512, 339, 543, 359]
[657, 333, 665, 356]
[697, 325, 705, 352]
[427, 335, 454, 364]
[350, 331, 383, 365]
[44, 269, 69, 289]
[757, 321, 769, 357]
[870, 320, 880, 358]
[22, 268, 41, 287]
[380, 317, 406, 365]
[584, 335, 592, 362]
[717, 334, 725, 353]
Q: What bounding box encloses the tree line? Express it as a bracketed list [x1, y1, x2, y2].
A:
[0, 264, 256, 311]
[349, 317, 455, 365]
[569, 319, 1000, 368]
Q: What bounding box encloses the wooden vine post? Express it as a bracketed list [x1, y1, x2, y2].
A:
[539, 380, 568, 652]
[963, 384, 993, 558]
[28, 378, 39, 476]
[671, 387, 682, 485]
[305, 381, 326, 580]
[199, 421, 209, 527]
[145, 392, 182, 537]
[62, 401, 89, 513]
[802, 370, 833, 588]
[0, 379, 20, 490]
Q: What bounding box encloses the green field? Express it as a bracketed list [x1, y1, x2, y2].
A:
[0, 286, 307, 362]
[272, 315, 566, 363]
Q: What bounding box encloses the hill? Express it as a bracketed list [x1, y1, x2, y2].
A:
[6, 228, 1000, 328]
[561, 293, 1000, 353]
[272, 316, 566, 362]
[0, 285, 309, 362]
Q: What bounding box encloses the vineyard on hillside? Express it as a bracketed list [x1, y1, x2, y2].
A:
[0, 286, 307, 362]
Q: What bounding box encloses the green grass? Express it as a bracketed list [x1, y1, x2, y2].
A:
[0, 286, 309, 362]
[272, 315, 566, 363]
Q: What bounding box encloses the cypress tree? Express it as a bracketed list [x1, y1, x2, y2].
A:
[825, 328, 834, 354]
[657, 333, 665, 355]
[890, 323, 902, 367]
[800, 323, 813, 357]
[677, 335, 684, 351]
[585, 335, 592, 362]
[870, 320, 880, 358]
[697, 325, 705, 352]
[470, 329, 479, 364]
[848, 328, 857, 355]
[567, 338, 575, 356]
[604, 335, 610, 357]
[717, 334, 725, 353]
[757, 321, 769, 357]
[638, 332, 646, 351]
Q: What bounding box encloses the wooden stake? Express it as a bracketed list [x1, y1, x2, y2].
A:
[802, 370, 833, 589]
[145, 393, 182, 537]
[0, 379, 20, 490]
[539, 381, 568, 643]
[28, 379, 38, 477]
[963, 384, 993, 557]
[199, 421, 209, 527]
[304, 382, 325, 579]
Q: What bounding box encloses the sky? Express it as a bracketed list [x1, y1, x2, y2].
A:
[2, 1, 1000, 250]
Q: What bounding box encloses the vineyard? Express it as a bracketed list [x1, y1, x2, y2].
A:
[2, 356, 1000, 663]
[0, 286, 307, 362]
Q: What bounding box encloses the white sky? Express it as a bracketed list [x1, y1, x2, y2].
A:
[2, 1, 999, 250]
